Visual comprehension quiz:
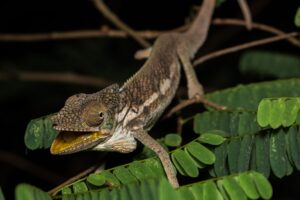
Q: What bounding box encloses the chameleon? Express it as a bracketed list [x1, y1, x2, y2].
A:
[50, 0, 216, 188]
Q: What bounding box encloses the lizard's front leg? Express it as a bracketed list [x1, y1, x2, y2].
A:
[133, 128, 179, 188]
[178, 50, 204, 99]
[178, 51, 226, 110]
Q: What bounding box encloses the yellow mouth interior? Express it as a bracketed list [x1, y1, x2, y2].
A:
[50, 131, 108, 154]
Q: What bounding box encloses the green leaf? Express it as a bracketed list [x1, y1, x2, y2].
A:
[62, 188, 74, 200]
[295, 6, 300, 27]
[143, 158, 165, 177]
[269, 129, 287, 178]
[227, 139, 240, 173]
[178, 187, 196, 200]
[172, 149, 199, 177]
[143, 178, 159, 200]
[15, 183, 51, 200]
[139, 181, 151, 200]
[198, 133, 226, 145]
[255, 134, 270, 177]
[214, 143, 229, 177]
[126, 182, 142, 200]
[203, 181, 222, 200]
[72, 182, 88, 194]
[207, 79, 300, 111]
[171, 153, 186, 176]
[164, 134, 182, 147]
[98, 189, 110, 199]
[0, 188, 5, 200]
[194, 112, 231, 135]
[128, 161, 155, 180]
[159, 179, 180, 200]
[100, 171, 120, 187]
[90, 190, 99, 200]
[216, 180, 229, 200]
[288, 126, 300, 170]
[186, 142, 215, 165]
[87, 173, 106, 186]
[238, 135, 254, 172]
[222, 177, 247, 200]
[269, 99, 285, 129]
[113, 166, 138, 184]
[109, 188, 119, 200]
[251, 172, 273, 199]
[190, 184, 204, 200]
[257, 99, 271, 127]
[282, 99, 299, 127]
[24, 118, 44, 150]
[119, 185, 130, 200]
[24, 116, 58, 150]
[239, 51, 300, 78]
[184, 147, 206, 169]
[238, 112, 256, 136]
[43, 117, 59, 148]
[61, 187, 72, 195]
[236, 173, 259, 199]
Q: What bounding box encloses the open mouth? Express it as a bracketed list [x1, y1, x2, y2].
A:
[50, 130, 109, 155]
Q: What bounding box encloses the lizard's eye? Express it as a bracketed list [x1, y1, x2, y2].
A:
[85, 112, 104, 127]
[99, 112, 104, 118]
[82, 103, 106, 127]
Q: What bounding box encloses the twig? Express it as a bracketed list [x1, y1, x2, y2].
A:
[0, 151, 62, 184]
[165, 95, 226, 118]
[48, 165, 97, 195]
[0, 70, 112, 87]
[212, 18, 300, 47]
[176, 116, 184, 134]
[237, 0, 253, 30]
[92, 0, 150, 48]
[193, 31, 299, 66]
[0, 18, 298, 47]
[0, 27, 166, 42]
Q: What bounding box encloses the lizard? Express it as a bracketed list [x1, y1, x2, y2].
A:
[50, 0, 216, 188]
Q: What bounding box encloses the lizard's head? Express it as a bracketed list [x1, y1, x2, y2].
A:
[50, 84, 120, 155]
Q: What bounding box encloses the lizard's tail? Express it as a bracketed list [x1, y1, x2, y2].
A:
[185, 0, 216, 58]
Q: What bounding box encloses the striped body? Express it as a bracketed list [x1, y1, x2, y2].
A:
[93, 34, 181, 153]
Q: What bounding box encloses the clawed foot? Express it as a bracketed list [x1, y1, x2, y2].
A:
[188, 82, 226, 110]
[190, 93, 226, 111]
[187, 82, 204, 100]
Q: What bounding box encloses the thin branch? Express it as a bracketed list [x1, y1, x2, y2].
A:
[212, 18, 300, 47]
[0, 28, 127, 42]
[0, 27, 168, 42]
[193, 32, 299, 66]
[0, 18, 299, 47]
[165, 95, 226, 118]
[0, 70, 112, 87]
[237, 0, 253, 30]
[48, 165, 97, 195]
[92, 0, 150, 48]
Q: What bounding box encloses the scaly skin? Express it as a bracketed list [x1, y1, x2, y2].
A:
[51, 0, 216, 188]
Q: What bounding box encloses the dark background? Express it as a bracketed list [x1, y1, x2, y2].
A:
[0, 0, 299, 199]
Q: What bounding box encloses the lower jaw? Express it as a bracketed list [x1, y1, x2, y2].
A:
[50, 131, 110, 155]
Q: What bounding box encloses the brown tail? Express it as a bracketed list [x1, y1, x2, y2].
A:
[184, 0, 216, 58]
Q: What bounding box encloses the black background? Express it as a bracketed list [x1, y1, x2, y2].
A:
[0, 0, 299, 199]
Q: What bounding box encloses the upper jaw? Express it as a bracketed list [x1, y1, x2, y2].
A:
[52, 125, 100, 132]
